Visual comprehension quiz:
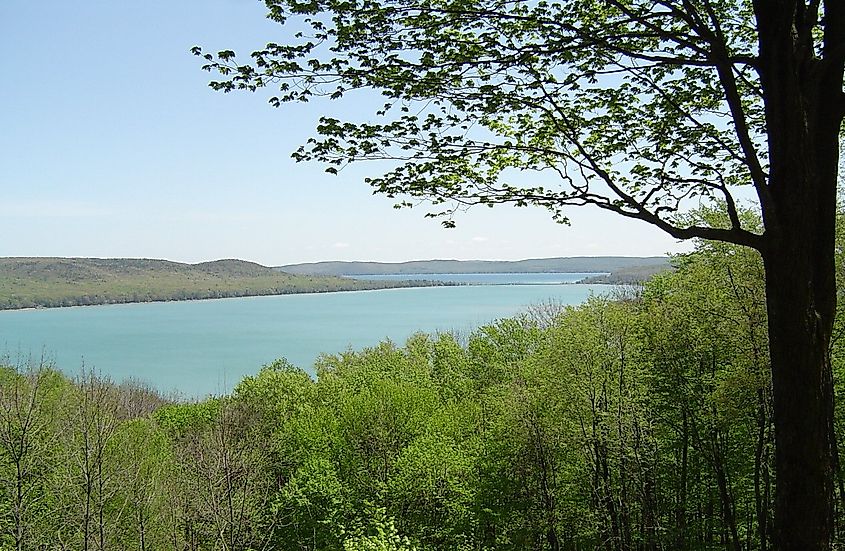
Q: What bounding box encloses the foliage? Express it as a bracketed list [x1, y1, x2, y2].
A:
[6, 232, 845, 548]
[190, 0, 844, 249]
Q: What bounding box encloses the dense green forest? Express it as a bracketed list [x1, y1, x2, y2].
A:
[0, 228, 842, 550]
[0, 258, 444, 310]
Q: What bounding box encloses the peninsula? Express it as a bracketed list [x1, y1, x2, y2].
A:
[0, 258, 442, 310]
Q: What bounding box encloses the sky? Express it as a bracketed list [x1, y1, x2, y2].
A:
[0, 0, 691, 265]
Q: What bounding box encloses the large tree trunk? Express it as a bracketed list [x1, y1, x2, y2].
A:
[761, 106, 838, 547]
[763, 244, 835, 550]
[755, 1, 842, 545]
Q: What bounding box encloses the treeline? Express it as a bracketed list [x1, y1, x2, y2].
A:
[0, 234, 843, 550]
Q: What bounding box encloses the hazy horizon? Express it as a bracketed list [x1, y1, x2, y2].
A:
[0, 254, 671, 267]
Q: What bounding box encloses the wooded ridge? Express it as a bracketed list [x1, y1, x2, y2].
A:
[277, 256, 670, 276]
[0, 257, 445, 310]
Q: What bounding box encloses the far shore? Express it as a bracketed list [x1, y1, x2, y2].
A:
[0, 280, 458, 313]
[2, 256, 657, 312]
[0, 277, 627, 313]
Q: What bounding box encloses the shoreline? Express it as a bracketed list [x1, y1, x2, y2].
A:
[0, 280, 455, 313]
[0, 279, 621, 313]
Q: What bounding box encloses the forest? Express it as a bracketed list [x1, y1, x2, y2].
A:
[0, 258, 442, 310]
[0, 212, 842, 551]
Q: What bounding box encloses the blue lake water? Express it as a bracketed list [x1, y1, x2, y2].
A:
[350, 272, 603, 285]
[0, 278, 611, 397]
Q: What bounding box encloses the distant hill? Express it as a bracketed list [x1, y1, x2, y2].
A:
[0, 257, 443, 310]
[277, 256, 671, 276]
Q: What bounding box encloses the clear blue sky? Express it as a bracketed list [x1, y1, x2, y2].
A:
[0, 0, 689, 265]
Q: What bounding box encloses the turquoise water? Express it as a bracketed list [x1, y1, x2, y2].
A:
[0, 283, 609, 397]
[350, 272, 603, 284]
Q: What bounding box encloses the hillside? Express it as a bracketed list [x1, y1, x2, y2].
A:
[277, 256, 671, 276]
[0, 258, 442, 310]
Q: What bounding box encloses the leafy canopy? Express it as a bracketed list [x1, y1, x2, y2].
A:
[194, 0, 836, 248]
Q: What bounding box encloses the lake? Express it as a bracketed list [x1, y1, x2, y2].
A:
[0, 276, 611, 397]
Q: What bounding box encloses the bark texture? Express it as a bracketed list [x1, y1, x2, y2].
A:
[754, 0, 843, 546]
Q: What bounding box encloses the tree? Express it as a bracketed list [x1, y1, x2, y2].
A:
[0, 362, 64, 551]
[640, 233, 774, 550]
[60, 371, 121, 551]
[183, 399, 275, 550]
[195, 1, 843, 547]
[109, 419, 174, 551]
